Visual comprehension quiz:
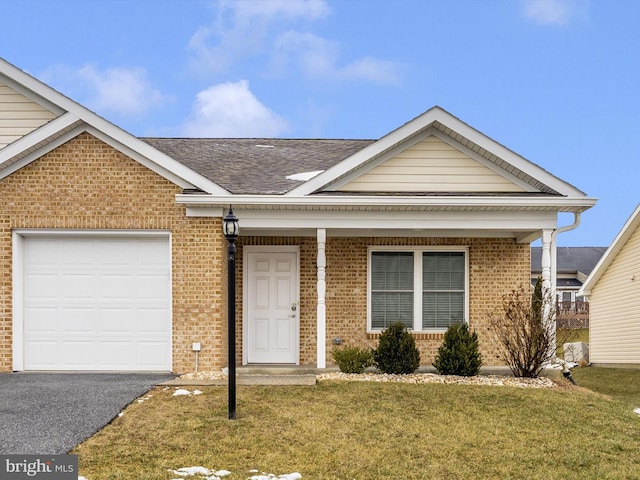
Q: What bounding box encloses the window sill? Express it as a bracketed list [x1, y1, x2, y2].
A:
[367, 332, 445, 340]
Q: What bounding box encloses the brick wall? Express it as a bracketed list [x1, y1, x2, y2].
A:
[0, 133, 226, 372]
[238, 236, 530, 367]
[0, 132, 531, 372]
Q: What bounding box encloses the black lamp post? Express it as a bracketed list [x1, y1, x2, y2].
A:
[223, 206, 239, 419]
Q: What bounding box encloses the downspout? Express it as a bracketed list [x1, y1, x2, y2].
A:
[550, 212, 581, 382]
[551, 212, 582, 295]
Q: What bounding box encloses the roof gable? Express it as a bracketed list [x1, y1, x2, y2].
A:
[0, 57, 228, 194]
[335, 134, 526, 194]
[580, 204, 640, 296]
[287, 106, 586, 198]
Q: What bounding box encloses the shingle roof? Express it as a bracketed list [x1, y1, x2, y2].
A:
[531, 246, 607, 275]
[141, 138, 374, 194]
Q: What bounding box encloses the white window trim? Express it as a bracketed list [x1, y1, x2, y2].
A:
[367, 246, 469, 334]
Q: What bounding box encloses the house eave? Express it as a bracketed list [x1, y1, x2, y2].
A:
[176, 193, 597, 213]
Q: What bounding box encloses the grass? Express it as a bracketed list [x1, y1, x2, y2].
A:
[73, 374, 640, 480]
[572, 367, 640, 407]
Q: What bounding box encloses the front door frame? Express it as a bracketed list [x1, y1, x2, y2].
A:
[242, 245, 300, 365]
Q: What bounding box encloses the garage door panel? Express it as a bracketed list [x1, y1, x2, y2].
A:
[100, 308, 135, 333]
[100, 241, 135, 265]
[25, 274, 59, 299]
[139, 242, 170, 265]
[63, 341, 98, 368]
[63, 240, 98, 265]
[137, 341, 171, 368]
[97, 342, 136, 368]
[22, 235, 172, 371]
[24, 341, 58, 368]
[138, 274, 170, 299]
[138, 309, 171, 334]
[63, 274, 96, 299]
[99, 274, 136, 300]
[62, 308, 97, 333]
[24, 307, 58, 333]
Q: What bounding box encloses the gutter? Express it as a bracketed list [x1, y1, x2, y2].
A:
[550, 213, 582, 294]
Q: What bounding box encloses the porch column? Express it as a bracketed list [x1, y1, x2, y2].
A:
[541, 229, 553, 292]
[317, 228, 327, 368]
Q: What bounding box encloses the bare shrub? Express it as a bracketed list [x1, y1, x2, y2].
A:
[488, 277, 556, 378]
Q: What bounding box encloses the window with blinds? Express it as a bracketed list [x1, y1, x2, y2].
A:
[371, 252, 414, 329]
[369, 249, 467, 331]
[422, 252, 465, 329]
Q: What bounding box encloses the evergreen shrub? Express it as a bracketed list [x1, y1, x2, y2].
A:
[331, 346, 374, 374]
[433, 323, 483, 376]
[373, 322, 420, 374]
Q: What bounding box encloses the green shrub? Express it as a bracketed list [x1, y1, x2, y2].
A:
[373, 322, 420, 374]
[433, 323, 483, 376]
[331, 346, 374, 374]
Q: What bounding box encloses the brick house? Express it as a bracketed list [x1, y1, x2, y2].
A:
[0, 57, 596, 373]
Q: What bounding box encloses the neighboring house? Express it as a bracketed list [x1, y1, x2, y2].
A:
[531, 246, 606, 328]
[579, 205, 640, 367]
[0, 57, 596, 373]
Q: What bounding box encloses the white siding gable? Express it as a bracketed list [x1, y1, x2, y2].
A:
[589, 221, 640, 364]
[339, 136, 525, 193]
[0, 81, 57, 149]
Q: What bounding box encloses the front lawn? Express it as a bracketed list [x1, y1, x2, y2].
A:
[73, 376, 640, 480]
[572, 366, 640, 407]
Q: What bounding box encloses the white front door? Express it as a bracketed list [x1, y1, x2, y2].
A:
[245, 248, 299, 364]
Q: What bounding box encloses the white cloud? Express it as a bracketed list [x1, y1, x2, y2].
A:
[522, 0, 587, 26]
[181, 80, 289, 137]
[271, 31, 400, 85]
[42, 64, 171, 117]
[189, 0, 400, 85]
[189, 0, 330, 75]
[340, 57, 401, 85]
[223, 0, 330, 22]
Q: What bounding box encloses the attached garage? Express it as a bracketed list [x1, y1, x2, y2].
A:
[13, 232, 172, 371]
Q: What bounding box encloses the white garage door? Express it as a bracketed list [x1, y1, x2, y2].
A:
[22, 235, 171, 371]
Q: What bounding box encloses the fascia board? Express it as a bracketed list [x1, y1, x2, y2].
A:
[579, 204, 640, 296]
[176, 193, 597, 212]
[0, 57, 230, 195]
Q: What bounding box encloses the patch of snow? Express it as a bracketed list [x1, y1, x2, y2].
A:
[168, 467, 301, 479]
[286, 170, 324, 181]
[170, 466, 213, 476]
[193, 389, 203, 396]
[172, 389, 192, 397]
[633, 408, 640, 416]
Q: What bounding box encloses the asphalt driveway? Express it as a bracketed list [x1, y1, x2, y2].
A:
[0, 372, 175, 454]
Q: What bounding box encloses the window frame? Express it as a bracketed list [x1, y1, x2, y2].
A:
[367, 246, 469, 333]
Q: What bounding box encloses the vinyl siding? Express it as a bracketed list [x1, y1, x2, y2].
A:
[340, 136, 525, 193]
[0, 82, 57, 149]
[589, 223, 640, 364]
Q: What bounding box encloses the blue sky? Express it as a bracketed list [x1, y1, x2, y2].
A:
[2, 0, 639, 247]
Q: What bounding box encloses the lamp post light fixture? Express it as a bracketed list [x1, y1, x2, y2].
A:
[223, 206, 239, 419]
